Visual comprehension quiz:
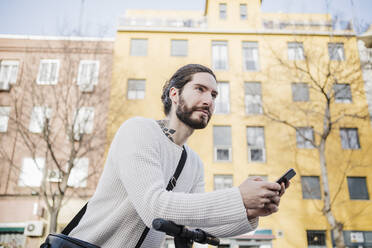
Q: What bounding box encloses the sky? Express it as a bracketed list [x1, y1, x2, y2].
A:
[0, 0, 371, 37]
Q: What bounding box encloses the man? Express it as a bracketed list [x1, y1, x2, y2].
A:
[70, 64, 287, 247]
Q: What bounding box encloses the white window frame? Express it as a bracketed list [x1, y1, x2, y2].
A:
[77, 60, 100, 89]
[213, 126, 232, 162]
[288, 42, 305, 60]
[340, 128, 360, 149]
[245, 82, 262, 115]
[36, 59, 60, 85]
[0, 106, 11, 133]
[247, 127, 266, 163]
[328, 43, 345, 61]
[73, 107, 95, 140]
[67, 158, 89, 188]
[296, 127, 315, 149]
[215, 82, 230, 114]
[240, 4, 247, 20]
[18, 157, 45, 187]
[219, 3, 227, 19]
[214, 146, 232, 162]
[214, 174, 233, 190]
[29, 106, 52, 133]
[127, 79, 146, 99]
[130, 38, 148, 56]
[0, 60, 19, 85]
[334, 83, 352, 103]
[171, 40, 188, 57]
[212, 41, 228, 70]
[242, 42, 260, 71]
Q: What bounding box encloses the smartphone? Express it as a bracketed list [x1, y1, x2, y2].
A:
[276, 168, 296, 188]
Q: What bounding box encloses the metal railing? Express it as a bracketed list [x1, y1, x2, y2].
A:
[118, 17, 207, 29]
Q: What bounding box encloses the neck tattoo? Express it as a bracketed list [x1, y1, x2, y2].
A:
[157, 119, 176, 142]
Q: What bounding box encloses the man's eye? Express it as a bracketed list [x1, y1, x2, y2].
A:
[212, 94, 217, 99]
[197, 87, 203, 92]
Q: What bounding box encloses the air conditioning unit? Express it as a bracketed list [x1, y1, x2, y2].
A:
[79, 83, 94, 93]
[0, 81, 10, 91]
[24, 221, 44, 237]
[47, 169, 62, 183]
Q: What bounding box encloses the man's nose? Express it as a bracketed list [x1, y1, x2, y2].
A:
[202, 93, 214, 107]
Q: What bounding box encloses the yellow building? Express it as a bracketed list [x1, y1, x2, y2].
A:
[110, 0, 372, 247]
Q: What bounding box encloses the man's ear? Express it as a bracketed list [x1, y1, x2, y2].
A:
[169, 87, 179, 105]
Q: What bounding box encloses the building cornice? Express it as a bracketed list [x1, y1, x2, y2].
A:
[117, 26, 355, 37]
[0, 34, 114, 42]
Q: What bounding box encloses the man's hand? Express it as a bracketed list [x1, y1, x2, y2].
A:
[238, 177, 281, 209]
[246, 181, 290, 219]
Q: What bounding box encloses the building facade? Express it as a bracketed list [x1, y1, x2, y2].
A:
[0, 35, 113, 247]
[110, 0, 372, 247]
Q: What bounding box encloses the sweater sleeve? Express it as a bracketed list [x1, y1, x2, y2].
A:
[189, 160, 259, 238]
[111, 118, 248, 228]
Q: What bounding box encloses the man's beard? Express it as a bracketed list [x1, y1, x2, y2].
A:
[176, 96, 211, 129]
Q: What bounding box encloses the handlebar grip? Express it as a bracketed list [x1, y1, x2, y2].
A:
[152, 218, 182, 236]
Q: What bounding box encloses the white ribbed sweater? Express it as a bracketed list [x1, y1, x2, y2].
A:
[70, 117, 258, 247]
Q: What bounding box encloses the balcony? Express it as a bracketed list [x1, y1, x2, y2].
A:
[361, 48, 372, 64]
[262, 19, 332, 31]
[118, 17, 207, 29]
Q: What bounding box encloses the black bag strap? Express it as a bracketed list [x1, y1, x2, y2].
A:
[61, 203, 87, 235]
[135, 146, 187, 248]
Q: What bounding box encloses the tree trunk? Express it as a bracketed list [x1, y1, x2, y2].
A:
[49, 209, 59, 233]
[319, 141, 345, 248]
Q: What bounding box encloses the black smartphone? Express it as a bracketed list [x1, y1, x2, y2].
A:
[276, 168, 296, 188]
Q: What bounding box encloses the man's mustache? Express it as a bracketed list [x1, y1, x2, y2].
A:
[192, 106, 211, 117]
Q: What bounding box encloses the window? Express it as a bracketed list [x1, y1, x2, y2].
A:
[342, 231, 372, 246]
[37, 59, 60, 85]
[18, 157, 45, 187]
[242, 42, 260, 71]
[215, 82, 230, 114]
[307, 230, 326, 248]
[73, 107, 94, 139]
[301, 176, 321, 199]
[130, 38, 148, 56]
[68, 158, 89, 188]
[245, 82, 262, 115]
[347, 177, 369, 200]
[219, 3, 227, 19]
[246, 127, 265, 162]
[340, 128, 360, 149]
[77, 60, 99, 91]
[127, 79, 146, 99]
[214, 175, 233, 190]
[334, 84, 352, 103]
[292, 83, 309, 102]
[296, 127, 315, 149]
[212, 41, 228, 70]
[213, 126, 232, 162]
[240, 4, 247, 19]
[328, 43, 345, 61]
[0, 107, 11, 132]
[288, 42, 305, 60]
[171, 40, 188, 56]
[29, 106, 52, 133]
[0, 60, 19, 88]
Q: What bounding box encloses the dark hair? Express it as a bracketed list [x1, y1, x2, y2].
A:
[161, 64, 216, 115]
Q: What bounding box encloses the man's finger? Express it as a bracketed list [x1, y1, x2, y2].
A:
[263, 182, 281, 191]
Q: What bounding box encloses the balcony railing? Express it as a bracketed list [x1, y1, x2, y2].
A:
[118, 17, 207, 29]
[360, 48, 372, 64]
[262, 20, 332, 31]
